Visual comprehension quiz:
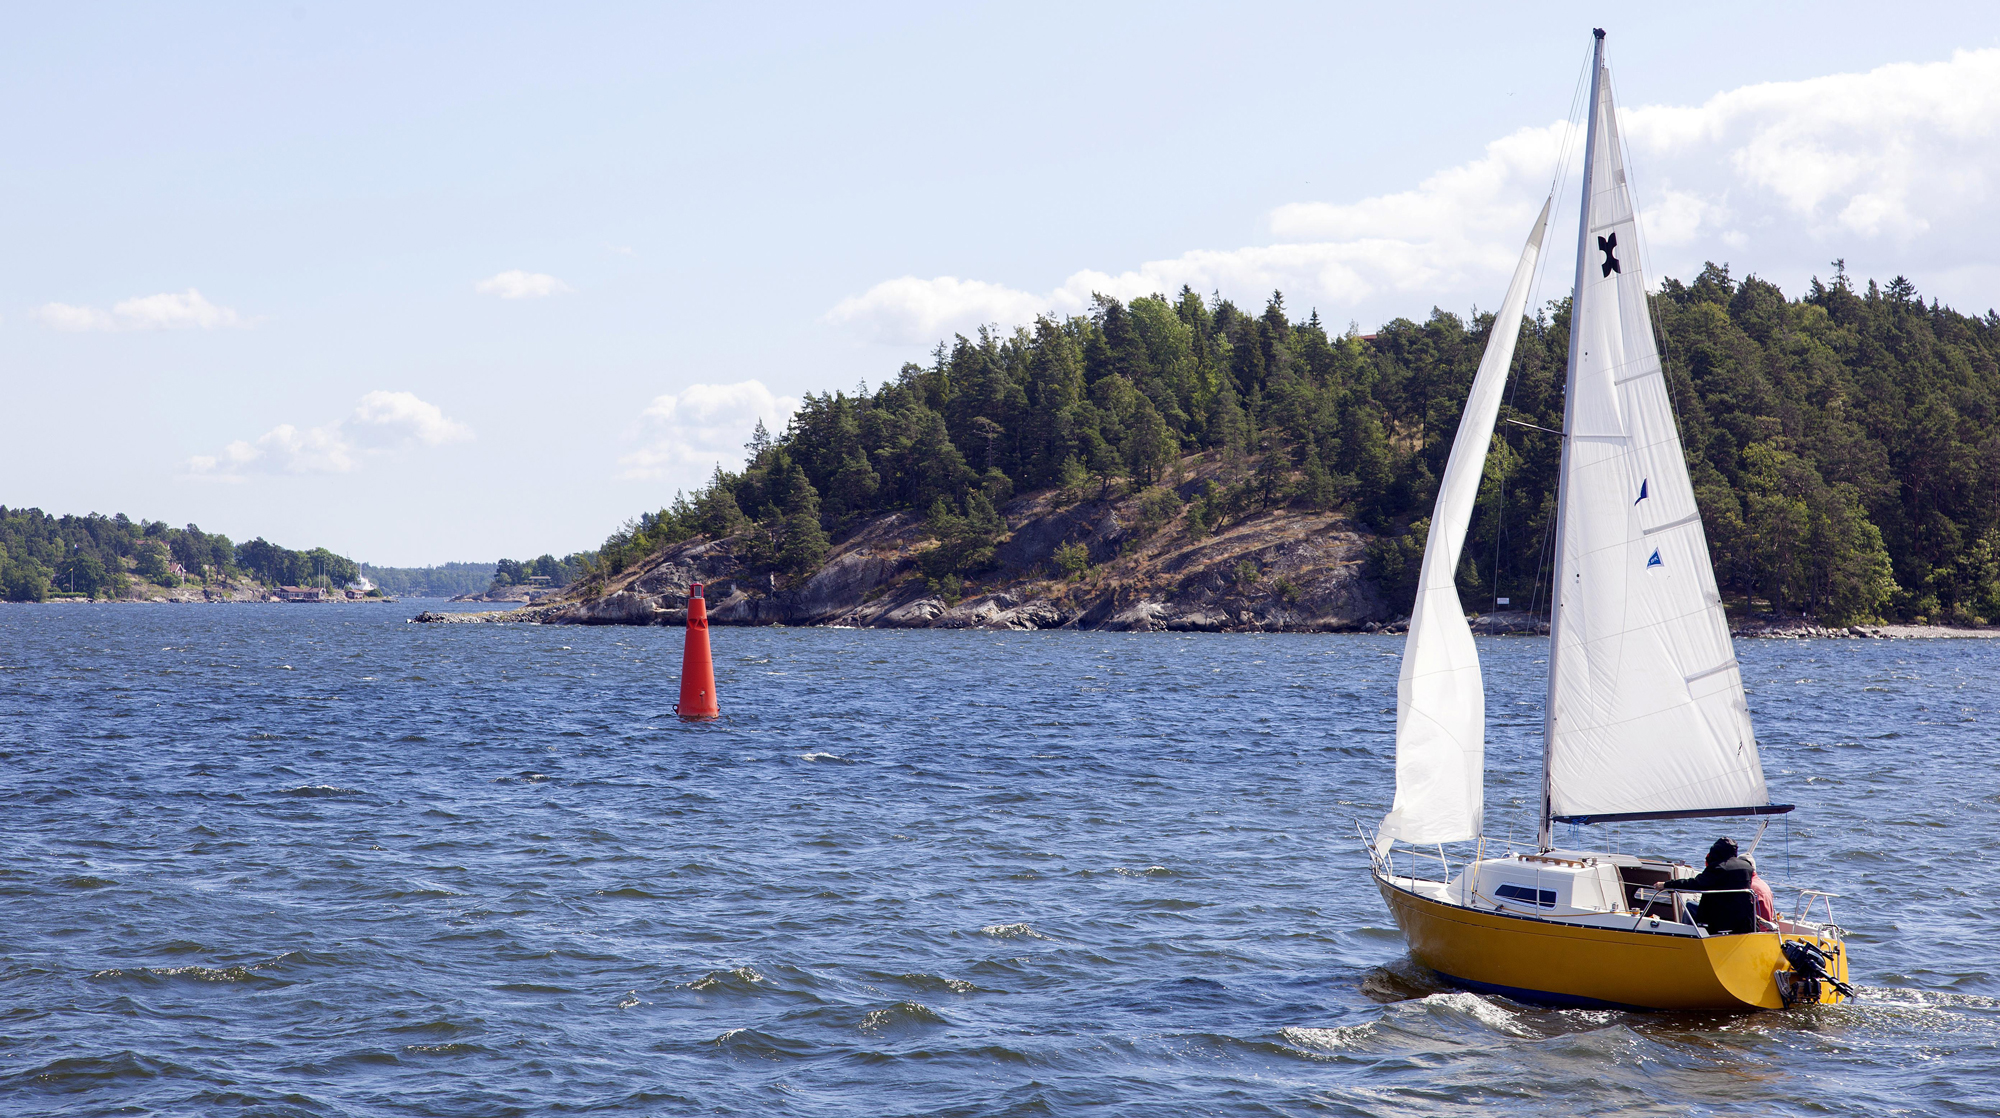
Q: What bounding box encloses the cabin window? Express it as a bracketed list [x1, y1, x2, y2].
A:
[1494, 884, 1558, 908]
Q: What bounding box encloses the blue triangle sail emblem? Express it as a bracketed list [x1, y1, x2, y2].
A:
[1635, 479, 1649, 504]
[1646, 549, 1662, 569]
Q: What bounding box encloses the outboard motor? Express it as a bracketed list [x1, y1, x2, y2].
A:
[1779, 939, 1855, 1007]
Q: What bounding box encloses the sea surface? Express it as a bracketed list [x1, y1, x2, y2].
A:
[1, 602, 1995, 1117]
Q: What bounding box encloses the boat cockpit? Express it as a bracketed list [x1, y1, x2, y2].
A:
[1375, 845, 1839, 940]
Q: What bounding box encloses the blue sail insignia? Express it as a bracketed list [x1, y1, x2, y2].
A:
[1635, 479, 1648, 504]
[1646, 549, 1662, 569]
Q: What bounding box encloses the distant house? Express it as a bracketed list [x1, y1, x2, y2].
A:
[277, 585, 328, 602]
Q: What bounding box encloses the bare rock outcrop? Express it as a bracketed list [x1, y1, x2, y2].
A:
[476, 468, 1401, 633]
[545, 590, 663, 625]
[1471, 611, 1548, 635]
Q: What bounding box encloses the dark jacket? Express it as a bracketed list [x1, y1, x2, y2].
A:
[1664, 856, 1756, 935]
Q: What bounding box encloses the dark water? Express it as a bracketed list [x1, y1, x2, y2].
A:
[2, 603, 1995, 1117]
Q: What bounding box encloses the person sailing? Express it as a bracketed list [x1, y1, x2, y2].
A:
[1662, 838, 1757, 935]
[1746, 855, 1778, 929]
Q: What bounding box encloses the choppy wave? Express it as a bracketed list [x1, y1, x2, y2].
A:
[1, 606, 1992, 1116]
[274, 784, 367, 798]
[90, 963, 287, 986]
[1277, 1023, 1379, 1055]
[858, 1001, 948, 1032]
[881, 972, 980, 994]
[978, 922, 1052, 940]
[683, 966, 776, 994]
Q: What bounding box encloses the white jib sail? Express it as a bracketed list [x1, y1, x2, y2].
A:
[1543, 47, 1768, 823]
[1377, 200, 1552, 853]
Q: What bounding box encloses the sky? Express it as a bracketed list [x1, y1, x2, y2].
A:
[5, 2, 1999, 566]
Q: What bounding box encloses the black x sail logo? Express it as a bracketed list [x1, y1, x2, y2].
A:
[1598, 232, 1621, 278]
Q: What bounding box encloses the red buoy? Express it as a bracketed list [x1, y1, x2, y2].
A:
[675, 582, 720, 720]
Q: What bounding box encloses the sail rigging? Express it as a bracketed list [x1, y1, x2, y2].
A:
[1377, 200, 1552, 853]
[1365, 30, 1848, 1016]
[1539, 31, 1771, 845]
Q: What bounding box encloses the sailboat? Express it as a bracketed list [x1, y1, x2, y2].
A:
[1365, 29, 1851, 1012]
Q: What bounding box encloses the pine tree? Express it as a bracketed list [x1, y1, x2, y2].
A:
[1125, 395, 1176, 485]
[1298, 446, 1342, 509]
[745, 418, 774, 465]
[1203, 381, 1249, 454]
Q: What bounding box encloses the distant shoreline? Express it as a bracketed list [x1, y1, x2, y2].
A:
[1739, 621, 1999, 640]
[409, 602, 1997, 639]
[12, 595, 399, 605]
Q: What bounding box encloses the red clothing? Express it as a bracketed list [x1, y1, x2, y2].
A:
[1750, 873, 1776, 925]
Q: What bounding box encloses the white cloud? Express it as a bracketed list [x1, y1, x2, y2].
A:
[1266, 122, 1567, 249]
[187, 391, 472, 479]
[1620, 48, 2000, 245]
[826, 276, 1056, 346]
[831, 48, 2000, 340]
[829, 122, 1571, 344]
[618, 380, 800, 483]
[476, 270, 571, 299]
[34, 303, 116, 331]
[35, 288, 244, 332]
[350, 390, 473, 447]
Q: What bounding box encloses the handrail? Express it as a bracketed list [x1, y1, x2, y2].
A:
[1370, 835, 1458, 884]
[1792, 888, 1840, 925]
[1627, 885, 1678, 930]
[1627, 884, 1762, 932]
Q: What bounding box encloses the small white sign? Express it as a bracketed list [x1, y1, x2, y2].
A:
[1496, 597, 1511, 606]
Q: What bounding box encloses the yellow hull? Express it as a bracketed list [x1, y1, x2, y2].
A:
[1376, 872, 1849, 1011]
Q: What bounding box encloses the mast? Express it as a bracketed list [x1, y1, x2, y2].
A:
[1539, 28, 1605, 852]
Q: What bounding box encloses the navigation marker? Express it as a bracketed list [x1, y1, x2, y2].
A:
[676, 582, 720, 720]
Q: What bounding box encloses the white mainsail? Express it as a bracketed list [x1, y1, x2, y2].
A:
[1541, 35, 1769, 840]
[1378, 201, 1552, 853]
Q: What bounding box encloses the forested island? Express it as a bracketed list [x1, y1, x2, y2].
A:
[360, 562, 496, 599]
[0, 508, 370, 602]
[356, 555, 593, 602]
[522, 263, 1997, 632]
[0, 509, 598, 604]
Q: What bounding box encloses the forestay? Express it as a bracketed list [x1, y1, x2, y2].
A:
[1542, 43, 1769, 828]
[1377, 201, 1551, 853]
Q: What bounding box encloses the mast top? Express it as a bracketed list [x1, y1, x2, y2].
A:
[1593, 27, 1605, 39]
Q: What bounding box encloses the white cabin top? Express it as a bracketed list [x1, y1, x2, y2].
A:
[1445, 851, 1696, 922]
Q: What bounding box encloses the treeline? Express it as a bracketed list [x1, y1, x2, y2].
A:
[595, 266, 2000, 626]
[360, 562, 495, 598]
[355, 555, 593, 598]
[0, 507, 360, 601]
[492, 554, 590, 589]
[599, 288, 1359, 584]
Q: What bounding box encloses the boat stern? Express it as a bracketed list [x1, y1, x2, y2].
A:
[1373, 865, 1852, 1012]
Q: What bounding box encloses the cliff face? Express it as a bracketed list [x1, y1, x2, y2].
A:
[535, 481, 1394, 633]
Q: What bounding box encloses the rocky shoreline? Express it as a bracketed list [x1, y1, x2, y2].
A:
[25, 590, 397, 605]
[448, 585, 562, 605]
[411, 602, 1992, 639]
[408, 474, 1994, 640]
[422, 478, 1396, 633]
[1732, 619, 1998, 640]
